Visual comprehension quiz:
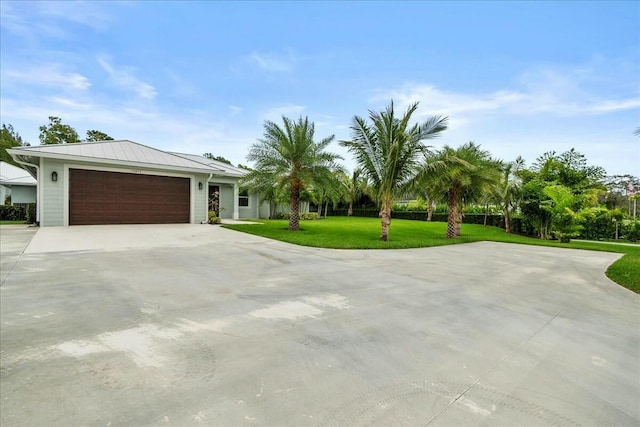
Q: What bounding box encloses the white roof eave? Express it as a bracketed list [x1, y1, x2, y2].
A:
[7, 149, 220, 175]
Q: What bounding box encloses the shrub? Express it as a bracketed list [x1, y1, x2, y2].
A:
[0, 205, 26, 221]
[25, 203, 36, 224]
[273, 212, 318, 220]
[621, 220, 640, 242]
[208, 210, 221, 224]
[578, 207, 622, 240]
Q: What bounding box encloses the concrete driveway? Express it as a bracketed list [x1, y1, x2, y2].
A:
[1, 224, 638, 426]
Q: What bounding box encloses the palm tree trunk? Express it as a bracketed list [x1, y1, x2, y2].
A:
[504, 207, 511, 233]
[484, 203, 489, 226]
[446, 189, 459, 239]
[289, 184, 300, 230]
[380, 196, 391, 241]
[323, 201, 328, 219]
[348, 201, 353, 216]
[427, 198, 433, 221]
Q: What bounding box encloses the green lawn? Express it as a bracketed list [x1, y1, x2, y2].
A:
[224, 216, 639, 293]
[0, 220, 27, 225]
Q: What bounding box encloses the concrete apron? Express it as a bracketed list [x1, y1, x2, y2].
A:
[1, 224, 638, 426]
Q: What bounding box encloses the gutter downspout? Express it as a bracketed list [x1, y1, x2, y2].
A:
[13, 156, 40, 225]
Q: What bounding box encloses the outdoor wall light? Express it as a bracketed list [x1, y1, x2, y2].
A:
[51, 171, 58, 182]
[198, 182, 203, 190]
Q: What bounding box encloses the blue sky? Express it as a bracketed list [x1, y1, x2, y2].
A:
[1, 1, 638, 176]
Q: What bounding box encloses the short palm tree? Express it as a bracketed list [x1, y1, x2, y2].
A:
[341, 168, 368, 216]
[341, 101, 448, 241]
[312, 169, 347, 218]
[246, 116, 342, 230]
[428, 142, 501, 238]
[497, 156, 525, 233]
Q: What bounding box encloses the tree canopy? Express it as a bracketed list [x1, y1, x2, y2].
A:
[1, 124, 27, 166]
[85, 130, 114, 142]
[203, 153, 232, 165]
[39, 116, 80, 144]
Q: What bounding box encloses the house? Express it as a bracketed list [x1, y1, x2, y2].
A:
[0, 161, 37, 206]
[7, 140, 268, 226]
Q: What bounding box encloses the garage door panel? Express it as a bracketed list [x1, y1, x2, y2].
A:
[70, 169, 190, 225]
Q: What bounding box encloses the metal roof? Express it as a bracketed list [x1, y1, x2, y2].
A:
[0, 161, 37, 186]
[169, 152, 248, 177]
[7, 140, 228, 174]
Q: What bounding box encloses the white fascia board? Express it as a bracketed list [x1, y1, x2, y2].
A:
[6, 150, 216, 175]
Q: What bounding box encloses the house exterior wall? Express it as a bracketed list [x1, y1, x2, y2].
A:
[209, 177, 241, 220]
[11, 186, 36, 204]
[41, 158, 65, 226]
[0, 184, 9, 205]
[219, 184, 234, 219]
[192, 173, 209, 224]
[39, 158, 208, 226]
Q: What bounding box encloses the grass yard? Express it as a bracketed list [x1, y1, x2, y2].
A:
[0, 220, 27, 225]
[224, 216, 640, 293]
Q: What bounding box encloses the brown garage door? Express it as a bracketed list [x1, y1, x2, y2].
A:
[69, 169, 190, 225]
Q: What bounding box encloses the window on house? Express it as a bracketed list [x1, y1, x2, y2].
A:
[239, 189, 249, 207]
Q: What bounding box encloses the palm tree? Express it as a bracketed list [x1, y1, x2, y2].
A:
[341, 101, 448, 241]
[312, 169, 346, 218]
[341, 168, 367, 216]
[240, 168, 288, 219]
[428, 142, 501, 238]
[497, 156, 525, 233]
[246, 116, 342, 230]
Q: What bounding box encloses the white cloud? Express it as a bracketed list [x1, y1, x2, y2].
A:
[246, 51, 295, 72]
[372, 80, 639, 122]
[35, 1, 115, 30]
[2, 63, 91, 91]
[259, 104, 306, 122]
[97, 57, 158, 99]
[0, 1, 126, 42]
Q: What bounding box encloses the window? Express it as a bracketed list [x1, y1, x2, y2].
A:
[239, 189, 249, 207]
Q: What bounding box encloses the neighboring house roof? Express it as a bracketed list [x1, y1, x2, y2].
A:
[7, 140, 232, 176]
[170, 152, 248, 177]
[0, 161, 37, 186]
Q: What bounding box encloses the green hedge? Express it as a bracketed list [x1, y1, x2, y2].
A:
[25, 203, 36, 224]
[0, 205, 26, 221]
[273, 212, 319, 220]
[331, 209, 523, 233]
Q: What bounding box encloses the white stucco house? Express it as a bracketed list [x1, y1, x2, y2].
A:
[7, 140, 270, 226]
[0, 161, 37, 206]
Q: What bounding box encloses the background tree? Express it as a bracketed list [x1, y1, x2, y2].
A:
[426, 142, 501, 238]
[245, 116, 341, 230]
[313, 170, 347, 218]
[203, 153, 233, 165]
[39, 116, 80, 144]
[85, 130, 114, 142]
[341, 168, 368, 216]
[341, 101, 448, 241]
[497, 156, 525, 233]
[241, 168, 288, 219]
[1, 124, 26, 166]
[542, 185, 583, 243]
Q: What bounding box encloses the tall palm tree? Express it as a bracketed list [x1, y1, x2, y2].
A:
[341, 101, 448, 241]
[428, 142, 501, 238]
[246, 116, 342, 230]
